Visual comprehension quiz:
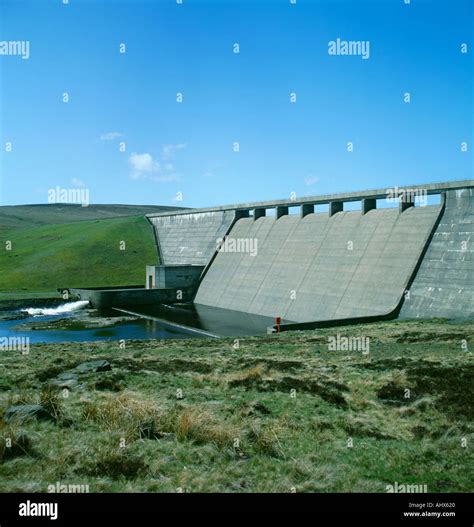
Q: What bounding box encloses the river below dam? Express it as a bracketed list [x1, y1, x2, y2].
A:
[0, 299, 274, 343]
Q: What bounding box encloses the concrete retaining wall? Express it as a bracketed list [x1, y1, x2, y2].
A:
[68, 286, 195, 309]
[148, 211, 236, 266]
[194, 205, 442, 323]
[145, 265, 204, 289]
[400, 189, 474, 319]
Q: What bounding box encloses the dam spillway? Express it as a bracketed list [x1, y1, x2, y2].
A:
[194, 205, 441, 322]
[147, 180, 474, 325]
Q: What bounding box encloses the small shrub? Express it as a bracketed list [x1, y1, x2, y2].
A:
[40, 386, 63, 420]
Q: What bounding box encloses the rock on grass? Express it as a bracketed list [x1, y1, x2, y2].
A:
[4, 404, 55, 423]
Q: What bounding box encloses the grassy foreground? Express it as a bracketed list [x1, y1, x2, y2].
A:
[0, 320, 473, 493]
[0, 216, 158, 296]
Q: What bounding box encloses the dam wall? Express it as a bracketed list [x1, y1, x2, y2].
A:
[400, 188, 474, 319]
[194, 205, 442, 323]
[148, 180, 474, 324]
[147, 210, 237, 266]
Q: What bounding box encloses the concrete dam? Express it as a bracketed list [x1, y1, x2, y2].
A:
[147, 180, 474, 326]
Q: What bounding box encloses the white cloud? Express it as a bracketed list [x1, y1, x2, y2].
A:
[128, 144, 187, 183]
[71, 177, 85, 187]
[129, 152, 160, 179]
[161, 143, 187, 159]
[304, 175, 320, 186]
[128, 152, 180, 182]
[100, 131, 124, 141]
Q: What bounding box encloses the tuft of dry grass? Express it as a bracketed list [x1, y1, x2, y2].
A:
[228, 365, 266, 388]
[246, 421, 285, 458]
[81, 392, 159, 441]
[172, 407, 237, 448]
[40, 386, 63, 421]
[81, 392, 238, 448]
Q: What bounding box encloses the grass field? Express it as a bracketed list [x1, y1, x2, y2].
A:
[0, 204, 182, 232]
[0, 215, 158, 296]
[0, 320, 472, 493]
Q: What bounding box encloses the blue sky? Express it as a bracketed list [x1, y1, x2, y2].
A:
[0, 0, 472, 208]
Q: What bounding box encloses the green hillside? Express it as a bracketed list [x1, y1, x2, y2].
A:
[0, 216, 159, 296]
[0, 204, 184, 232]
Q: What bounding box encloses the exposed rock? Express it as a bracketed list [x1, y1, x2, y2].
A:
[13, 314, 138, 332]
[74, 360, 111, 374]
[48, 363, 110, 391]
[0, 311, 28, 322]
[4, 404, 55, 423]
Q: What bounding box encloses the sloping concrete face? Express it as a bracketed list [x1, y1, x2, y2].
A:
[148, 211, 236, 266]
[400, 189, 474, 319]
[195, 206, 442, 323]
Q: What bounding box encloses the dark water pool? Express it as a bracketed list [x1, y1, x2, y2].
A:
[122, 303, 275, 337]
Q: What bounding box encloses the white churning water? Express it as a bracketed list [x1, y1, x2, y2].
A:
[22, 300, 90, 317]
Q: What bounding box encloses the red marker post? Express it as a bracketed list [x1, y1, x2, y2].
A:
[275, 316, 281, 333]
